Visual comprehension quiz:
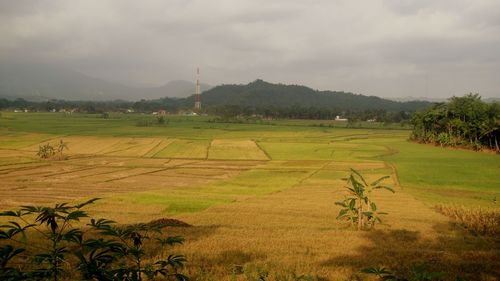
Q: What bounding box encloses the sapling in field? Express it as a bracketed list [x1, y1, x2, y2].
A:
[56, 139, 68, 160]
[335, 169, 394, 230]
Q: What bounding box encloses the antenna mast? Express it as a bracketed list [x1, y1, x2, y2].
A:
[194, 67, 201, 110]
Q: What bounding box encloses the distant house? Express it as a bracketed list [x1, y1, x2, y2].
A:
[335, 115, 348, 121]
[158, 110, 167, 115]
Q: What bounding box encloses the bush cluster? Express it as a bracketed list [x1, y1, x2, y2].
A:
[0, 199, 188, 281]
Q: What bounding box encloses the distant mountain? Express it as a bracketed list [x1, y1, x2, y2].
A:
[192, 79, 432, 111]
[0, 63, 211, 101]
[141, 80, 212, 99]
[391, 96, 500, 103]
[483, 97, 500, 103]
[389, 96, 447, 103]
[0, 63, 433, 111]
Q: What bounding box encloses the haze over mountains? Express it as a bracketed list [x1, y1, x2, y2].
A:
[0, 63, 435, 111]
[0, 63, 212, 101]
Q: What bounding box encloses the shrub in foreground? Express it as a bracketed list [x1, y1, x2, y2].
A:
[361, 264, 452, 281]
[36, 139, 68, 160]
[0, 198, 188, 281]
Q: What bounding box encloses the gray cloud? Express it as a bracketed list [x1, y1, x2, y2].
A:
[1, 0, 499, 98]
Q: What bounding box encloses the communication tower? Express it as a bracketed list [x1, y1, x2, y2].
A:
[194, 68, 201, 110]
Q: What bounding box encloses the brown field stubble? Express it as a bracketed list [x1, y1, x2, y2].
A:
[435, 204, 500, 237]
[170, 168, 500, 280]
[0, 135, 499, 280]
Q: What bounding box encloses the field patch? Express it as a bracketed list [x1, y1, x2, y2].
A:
[208, 139, 269, 160]
[127, 192, 232, 214]
[258, 141, 383, 161]
[65, 156, 181, 168]
[377, 138, 500, 206]
[143, 138, 175, 157]
[102, 137, 164, 157]
[0, 132, 58, 149]
[1, 114, 500, 280]
[21, 136, 123, 154]
[153, 139, 209, 159]
[258, 142, 337, 160]
[324, 161, 386, 171]
[0, 149, 37, 165]
[182, 160, 263, 170]
[203, 168, 311, 196]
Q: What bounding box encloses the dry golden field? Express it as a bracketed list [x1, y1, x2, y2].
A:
[0, 115, 499, 280]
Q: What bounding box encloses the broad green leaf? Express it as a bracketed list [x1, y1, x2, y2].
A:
[375, 185, 395, 193]
[351, 168, 368, 186]
[66, 210, 88, 221]
[370, 175, 390, 186]
[75, 198, 101, 209]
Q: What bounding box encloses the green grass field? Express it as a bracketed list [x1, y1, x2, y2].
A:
[1, 112, 499, 280]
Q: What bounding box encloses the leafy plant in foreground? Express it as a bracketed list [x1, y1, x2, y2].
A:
[242, 264, 316, 281]
[361, 264, 449, 281]
[335, 169, 394, 230]
[0, 199, 188, 280]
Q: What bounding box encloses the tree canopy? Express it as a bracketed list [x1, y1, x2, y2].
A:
[410, 94, 499, 152]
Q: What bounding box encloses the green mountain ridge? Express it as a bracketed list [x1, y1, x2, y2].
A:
[189, 79, 432, 111]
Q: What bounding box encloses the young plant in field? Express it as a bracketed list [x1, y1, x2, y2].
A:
[56, 139, 68, 160]
[157, 116, 166, 125]
[0, 199, 189, 281]
[335, 169, 394, 230]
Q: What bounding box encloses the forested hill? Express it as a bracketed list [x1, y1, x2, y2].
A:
[196, 79, 431, 111]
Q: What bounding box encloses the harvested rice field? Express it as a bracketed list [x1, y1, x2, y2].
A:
[0, 113, 499, 281]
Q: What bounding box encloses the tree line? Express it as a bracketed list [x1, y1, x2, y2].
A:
[0, 97, 415, 123]
[410, 94, 499, 151]
[205, 104, 412, 123]
[0, 98, 181, 114]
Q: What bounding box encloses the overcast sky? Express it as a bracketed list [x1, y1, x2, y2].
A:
[1, 0, 499, 98]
